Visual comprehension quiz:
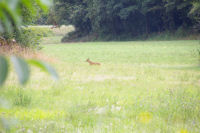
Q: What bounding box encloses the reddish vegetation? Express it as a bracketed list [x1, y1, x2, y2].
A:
[0, 39, 57, 63]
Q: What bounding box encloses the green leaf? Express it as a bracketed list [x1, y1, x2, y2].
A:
[0, 97, 10, 109]
[7, 0, 19, 10]
[0, 56, 9, 86]
[40, 0, 52, 7]
[35, 0, 50, 13]
[0, 117, 18, 131]
[0, 4, 14, 33]
[0, 117, 11, 131]
[11, 56, 30, 85]
[28, 59, 59, 80]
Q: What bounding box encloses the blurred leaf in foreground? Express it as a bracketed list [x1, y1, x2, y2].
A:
[0, 56, 9, 86]
[11, 56, 30, 85]
[28, 59, 59, 80]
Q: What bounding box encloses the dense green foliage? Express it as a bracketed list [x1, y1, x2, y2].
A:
[27, 27, 54, 37]
[52, 0, 200, 41]
[0, 0, 49, 34]
[17, 26, 53, 48]
[0, 0, 50, 47]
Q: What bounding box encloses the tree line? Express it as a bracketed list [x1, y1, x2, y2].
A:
[50, 0, 200, 40]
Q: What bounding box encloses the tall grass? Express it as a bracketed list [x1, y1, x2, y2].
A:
[0, 40, 200, 132]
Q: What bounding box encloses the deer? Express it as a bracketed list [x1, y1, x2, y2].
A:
[51, 21, 59, 29]
[86, 58, 101, 65]
[51, 24, 59, 29]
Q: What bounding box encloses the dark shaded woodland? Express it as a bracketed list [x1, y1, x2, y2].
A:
[50, 0, 200, 40]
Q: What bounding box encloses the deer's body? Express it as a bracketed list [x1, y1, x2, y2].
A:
[86, 58, 101, 65]
[51, 22, 59, 29]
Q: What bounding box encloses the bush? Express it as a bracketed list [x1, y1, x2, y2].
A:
[26, 27, 54, 37]
[146, 29, 199, 41]
[16, 26, 53, 49]
[61, 31, 82, 42]
[61, 31, 99, 42]
[0, 27, 45, 49]
[0, 26, 53, 49]
[15, 28, 42, 49]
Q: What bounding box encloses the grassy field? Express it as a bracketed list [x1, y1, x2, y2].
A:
[0, 38, 200, 132]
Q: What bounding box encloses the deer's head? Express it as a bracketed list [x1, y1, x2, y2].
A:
[86, 58, 90, 62]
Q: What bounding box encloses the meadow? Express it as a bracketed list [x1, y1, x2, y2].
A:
[0, 34, 200, 132]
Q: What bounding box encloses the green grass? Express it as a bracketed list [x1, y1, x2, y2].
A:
[40, 25, 75, 44]
[41, 36, 63, 44]
[1, 40, 200, 132]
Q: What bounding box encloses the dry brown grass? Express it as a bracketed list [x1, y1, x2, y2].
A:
[0, 43, 58, 63]
[50, 25, 75, 36]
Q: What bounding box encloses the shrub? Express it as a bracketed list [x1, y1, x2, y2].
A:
[15, 28, 42, 49]
[26, 27, 54, 37]
[1, 26, 54, 49]
[0, 28, 41, 49]
[61, 31, 99, 42]
[61, 31, 82, 42]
